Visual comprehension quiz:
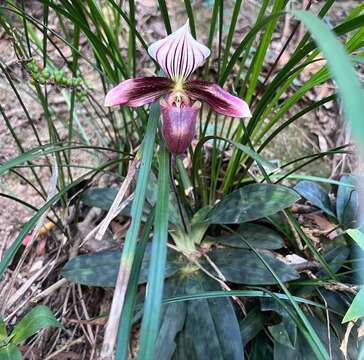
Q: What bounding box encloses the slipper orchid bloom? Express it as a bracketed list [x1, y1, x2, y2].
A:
[105, 21, 251, 154]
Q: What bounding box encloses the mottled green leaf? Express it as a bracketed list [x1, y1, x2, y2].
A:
[250, 333, 272, 360]
[10, 306, 62, 345]
[156, 279, 187, 360]
[239, 306, 265, 346]
[208, 248, 299, 284]
[207, 223, 284, 249]
[81, 187, 119, 211]
[176, 275, 244, 360]
[156, 301, 186, 359]
[62, 244, 181, 287]
[294, 181, 335, 217]
[336, 175, 362, 230]
[261, 298, 296, 349]
[0, 343, 22, 360]
[81, 173, 181, 225]
[205, 184, 300, 224]
[318, 237, 349, 277]
[274, 312, 348, 360]
[273, 342, 297, 360]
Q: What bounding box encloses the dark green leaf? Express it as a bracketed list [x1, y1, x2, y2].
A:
[261, 298, 296, 349]
[62, 244, 181, 287]
[294, 181, 335, 217]
[156, 279, 187, 360]
[275, 310, 349, 360]
[176, 275, 244, 360]
[81, 173, 181, 225]
[205, 184, 300, 224]
[336, 175, 363, 230]
[319, 290, 349, 316]
[156, 301, 186, 360]
[0, 343, 22, 360]
[273, 342, 297, 360]
[297, 315, 344, 360]
[10, 306, 62, 345]
[239, 306, 266, 346]
[318, 236, 349, 276]
[208, 248, 299, 285]
[207, 223, 284, 249]
[80, 187, 149, 218]
[80, 187, 118, 210]
[250, 333, 273, 360]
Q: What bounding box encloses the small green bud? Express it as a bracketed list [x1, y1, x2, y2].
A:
[38, 76, 46, 85]
[54, 71, 62, 82]
[42, 68, 50, 80]
[74, 77, 82, 86]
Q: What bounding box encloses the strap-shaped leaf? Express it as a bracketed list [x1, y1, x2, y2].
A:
[294, 180, 335, 217]
[336, 175, 363, 230]
[207, 248, 299, 285]
[174, 274, 244, 360]
[10, 306, 63, 345]
[62, 244, 181, 288]
[261, 298, 296, 349]
[80, 172, 181, 225]
[0, 343, 22, 360]
[205, 184, 300, 224]
[155, 279, 187, 360]
[239, 306, 266, 346]
[207, 223, 284, 249]
[274, 314, 344, 359]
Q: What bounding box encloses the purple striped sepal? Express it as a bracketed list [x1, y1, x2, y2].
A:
[148, 21, 210, 82]
[104, 20, 252, 155]
[104, 77, 173, 107]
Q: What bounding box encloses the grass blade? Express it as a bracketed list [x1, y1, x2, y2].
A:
[116, 210, 155, 360]
[294, 11, 364, 151]
[137, 144, 170, 360]
[101, 104, 159, 358]
[158, 0, 171, 34]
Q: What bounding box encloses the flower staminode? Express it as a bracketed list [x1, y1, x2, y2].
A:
[105, 20, 251, 154]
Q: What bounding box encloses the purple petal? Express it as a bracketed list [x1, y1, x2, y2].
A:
[104, 77, 173, 107]
[161, 99, 201, 155]
[148, 21, 210, 81]
[185, 80, 252, 118]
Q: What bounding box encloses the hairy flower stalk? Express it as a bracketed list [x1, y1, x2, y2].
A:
[105, 21, 251, 154]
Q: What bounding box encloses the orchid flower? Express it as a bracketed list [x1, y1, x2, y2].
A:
[105, 21, 251, 155]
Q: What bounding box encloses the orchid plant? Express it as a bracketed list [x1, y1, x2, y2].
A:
[105, 21, 251, 154]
